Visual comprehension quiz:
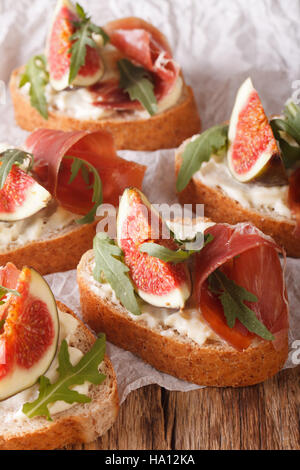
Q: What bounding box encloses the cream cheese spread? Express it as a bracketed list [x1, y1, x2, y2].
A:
[86, 273, 219, 347]
[0, 310, 89, 422]
[44, 76, 183, 121]
[0, 204, 78, 252]
[193, 152, 291, 219]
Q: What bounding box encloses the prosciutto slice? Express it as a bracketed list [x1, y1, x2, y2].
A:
[25, 129, 146, 214]
[0, 263, 20, 291]
[90, 17, 179, 110]
[195, 223, 288, 350]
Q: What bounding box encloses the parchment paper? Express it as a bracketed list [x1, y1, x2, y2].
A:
[0, 0, 299, 403]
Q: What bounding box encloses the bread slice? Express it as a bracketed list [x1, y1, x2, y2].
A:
[77, 249, 288, 388]
[9, 67, 201, 151]
[0, 301, 119, 450]
[175, 140, 299, 258]
[0, 220, 98, 275]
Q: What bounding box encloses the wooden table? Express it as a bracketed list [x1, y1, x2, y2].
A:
[67, 365, 299, 450]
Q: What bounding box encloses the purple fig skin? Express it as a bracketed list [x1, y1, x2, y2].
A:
[247, 152, 288, 187]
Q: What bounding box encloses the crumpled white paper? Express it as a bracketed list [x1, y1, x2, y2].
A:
[0, 0, 299, 402]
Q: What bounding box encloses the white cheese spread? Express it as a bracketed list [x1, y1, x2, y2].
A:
[0, 310, 89, 422]
[86, 273, 219, 347]
[44, 77, 183, 121]
[193, 152, 291, 219]
[0, 204, 78, 252]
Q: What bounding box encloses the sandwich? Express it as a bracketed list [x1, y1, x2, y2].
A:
[77, 187, 289, 387]
[0, 128, 146, 274]
[9, 0, 201, 151]
[0, 262, 118, 450]
[175, 77, 300, 257]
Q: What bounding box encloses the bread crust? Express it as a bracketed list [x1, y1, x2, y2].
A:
[77, 251, 288, 388]
[10, 67, 201, 151]
[0, 220, 98, 275]
[175, 147, 300, 258]
[0, 301, 119, 450]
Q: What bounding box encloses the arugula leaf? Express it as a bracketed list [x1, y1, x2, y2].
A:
[208, 270, 274, 340]
[75, 2, 86, 19]
[93, 233, 141, 315]
[0, 149, 34, 189]
[69, 23, 95, 85]
[0, 285, 20, 305]
[22, 334, 106, 421]
[64, 155, 103, 225]
[69, 3, 109, 85]
[118, 59, 157, 116]
[271, 102, 300, 169]
[139, 233, 214, 264]
[176, 125, 228, 192]
[139, 243, 193, 264]
[0, 319, 5, 329]
[19, 54, 49, 119]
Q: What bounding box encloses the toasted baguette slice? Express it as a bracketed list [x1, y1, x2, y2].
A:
[0, 301, 119, 450]
[77, 249, 288, 388]
[175, 140, 299, 258]
[0, 220, 98, 275]
[10, 67, 200, 151]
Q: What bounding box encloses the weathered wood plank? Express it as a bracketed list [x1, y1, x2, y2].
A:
[68, 385, 168, 450]
[261, 366, 300, 450]
[170, 366, 300, 450]
[69, 366, 299, 450]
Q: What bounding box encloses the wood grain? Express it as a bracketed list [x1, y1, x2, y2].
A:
[67, 366, 300, 450]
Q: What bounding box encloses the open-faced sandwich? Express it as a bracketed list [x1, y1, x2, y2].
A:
[0, 262, 118, 450]
[0, 128, 145, 274]
[175, 77, 300, 257]
[77, 188, 289, 387]
[9, 0, 200, 151]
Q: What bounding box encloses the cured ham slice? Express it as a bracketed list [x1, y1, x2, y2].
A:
[90, 17, 179, 110]
[25, 129, 146, 214]
[104, 17, 177, 82]
[288, 167, 300, 236]
[0, 263, 20, 291]
[89, 79, 143, 110]
[195, 223, 288, 351]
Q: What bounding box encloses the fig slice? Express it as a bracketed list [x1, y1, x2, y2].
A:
[0, 165, 51, 222]
[117, 188, 191, 309]
[228, 78, 287, 185]
[47, 0, 104, 91]
[0, 266, 59, 401]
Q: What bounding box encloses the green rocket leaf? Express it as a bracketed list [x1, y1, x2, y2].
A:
[69, 3, 109, 85]
[64, 155, 103, 225]
[0, 285, 20, 305]
[22, 334, 106, 421]
[118, 59, 157, 116]
[19, 55, 49, 119]
[176, 124, 228, 192]
[0, 149, 34, 189]
[139, 233, 214, 264]
[208, 269, 274, 340]
[93, 232, 141, 315]
[271, 101, 300, 169]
